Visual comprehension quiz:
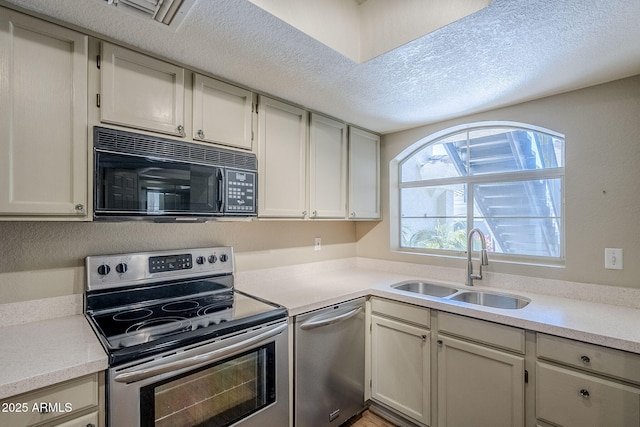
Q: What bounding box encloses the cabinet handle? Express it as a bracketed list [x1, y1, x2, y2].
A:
[579, 388, 590, 398]
[437, 339, 443, 346]
[350, 212, 356, 218]
[197, 129, 205, 139]
[177, 125, 185, 136]
[312, 210, 317, 217]
[580, 355, 591, 364]
[74, 204, 85, 213]
[421, 335, 427, 342]
[87, 424, 95, 427]
[302, 211, 307, 216]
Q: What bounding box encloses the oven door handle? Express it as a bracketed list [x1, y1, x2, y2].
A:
[113, 323, 286, 384]
[299, 306, 362, 330]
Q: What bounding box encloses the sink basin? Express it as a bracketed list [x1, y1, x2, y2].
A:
[450, 291, 530, 309]
[392, 281, 458, 298]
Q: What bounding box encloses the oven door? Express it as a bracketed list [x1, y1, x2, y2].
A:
[108, 320, 289, 427]
[95, 149, 224, 218]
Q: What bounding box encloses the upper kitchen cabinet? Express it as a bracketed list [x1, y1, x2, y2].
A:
[257, 97, 308, 218]
[348, 127, 380, 219]
[192, 74, 254, 150]
[100, 42, 186, 137]
[0, 8, 89, 218]
[309, 114, 347, 218]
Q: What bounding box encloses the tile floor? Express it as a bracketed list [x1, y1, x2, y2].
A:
[344, 410, 397, 427]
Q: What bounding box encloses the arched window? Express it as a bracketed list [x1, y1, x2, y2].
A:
[393, 122, 564, 263]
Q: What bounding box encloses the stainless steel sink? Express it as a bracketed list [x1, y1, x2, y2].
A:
[392, 281, 458, 297]
[449, 291, 530, 309]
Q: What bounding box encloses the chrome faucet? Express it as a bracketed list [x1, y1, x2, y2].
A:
[466, 228, 489, 286]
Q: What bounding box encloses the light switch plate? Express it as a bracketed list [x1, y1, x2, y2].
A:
[605, 248, 623, 270]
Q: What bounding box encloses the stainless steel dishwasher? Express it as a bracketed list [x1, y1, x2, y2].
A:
[295, 297, 366, 427]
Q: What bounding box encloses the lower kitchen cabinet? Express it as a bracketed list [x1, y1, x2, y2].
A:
[536, 333, 640, 427]
[369, 298, 431, 426]
[0, 373, 103, 427]
[436, 312, 525, 427]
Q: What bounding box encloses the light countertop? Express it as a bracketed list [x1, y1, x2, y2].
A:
[236, 259, 640, 354]
[0, 314, 108, 400]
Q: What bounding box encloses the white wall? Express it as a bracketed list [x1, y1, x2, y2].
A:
[356, 75, 640, 289]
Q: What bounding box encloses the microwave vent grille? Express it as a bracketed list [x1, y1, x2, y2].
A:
[94, 127, 257, 170]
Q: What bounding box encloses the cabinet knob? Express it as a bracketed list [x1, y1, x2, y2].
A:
[177, 125, 185, 136]
[197, 129, 205, 139]
[579, 388, 590, 398]
[580, 355, 590, 364]
[350, 212, 356, 217]
[75, 204, 85, 213]
[437, 339, 443, 346]
[302, 211, 307, 216]
[421, 335, 427, 342]
[312, 210, 317, 217]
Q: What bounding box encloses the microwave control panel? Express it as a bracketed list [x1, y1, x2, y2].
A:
[226, 170, 256, 214]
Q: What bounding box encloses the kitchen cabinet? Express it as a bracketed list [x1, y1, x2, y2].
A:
[436, 312, 525, 427]
[100, 42, 186, 137]
[257, 96, 308, 218]
[192, 73, 254, 150]
[369, 297, 431, 425]
[0, 373, 103, 427]
[536, 333, 640, 427]
[0, 8, 88, 218]
[309, 114, 348, 218]
[348, 127, 380, 220]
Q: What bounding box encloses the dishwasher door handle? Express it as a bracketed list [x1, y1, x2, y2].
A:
[299, 306, 363, 330]
[113, 323, 286, 384]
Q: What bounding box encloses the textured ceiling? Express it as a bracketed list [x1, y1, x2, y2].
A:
[3, 0, 640, 134]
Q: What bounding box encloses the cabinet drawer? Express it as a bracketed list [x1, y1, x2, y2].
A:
[0, 374, 99, 427]
[371, 297, 430, 328]
[537, 333, 640, 384]
[438, 312, 524, 353]
[537, 362, 640, 427]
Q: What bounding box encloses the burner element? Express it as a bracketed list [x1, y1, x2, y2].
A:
[114, 308, 154, 322]
[162, 300, 200, 313]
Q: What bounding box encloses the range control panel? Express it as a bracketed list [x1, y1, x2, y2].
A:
[86, 247, 234, 291]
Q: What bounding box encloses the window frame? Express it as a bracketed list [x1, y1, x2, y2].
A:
[390, 121, 565, 266]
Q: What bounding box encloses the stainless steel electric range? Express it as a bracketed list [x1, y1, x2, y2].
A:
[85, 247, 289, 427]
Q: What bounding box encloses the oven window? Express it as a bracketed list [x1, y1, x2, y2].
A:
[140, 343, 276, 427]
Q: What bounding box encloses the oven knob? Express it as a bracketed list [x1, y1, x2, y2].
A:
[115, 263, 128, 274]
[208, 255, 218, 264]
[97, 264, 110, 276]
[220, 254, 228, 263]
[196, 256, 205, 265]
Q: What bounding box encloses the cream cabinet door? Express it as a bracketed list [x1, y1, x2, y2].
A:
[371, 315, 430, 425]
[100, 42, 185, 137]
[192, 74, 253, 150]
[348, 127, 380, 219]
[309, 114, 347, 218]
[0, 8, 88, 217]
[437, 335, 525, 427]
[257, 97, 307, 218]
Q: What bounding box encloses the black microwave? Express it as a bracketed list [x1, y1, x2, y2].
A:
[93, 127, 257, 221]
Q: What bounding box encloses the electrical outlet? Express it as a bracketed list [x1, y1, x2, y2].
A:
[314, 237, 321, 251]
[605, 248, 623, 270]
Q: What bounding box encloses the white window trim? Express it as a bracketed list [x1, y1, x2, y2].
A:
[390, 121, 565, 267]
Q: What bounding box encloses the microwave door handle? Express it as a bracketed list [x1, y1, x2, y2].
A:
[113, 323, 286, 384]
[217, 170, 224, 212]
